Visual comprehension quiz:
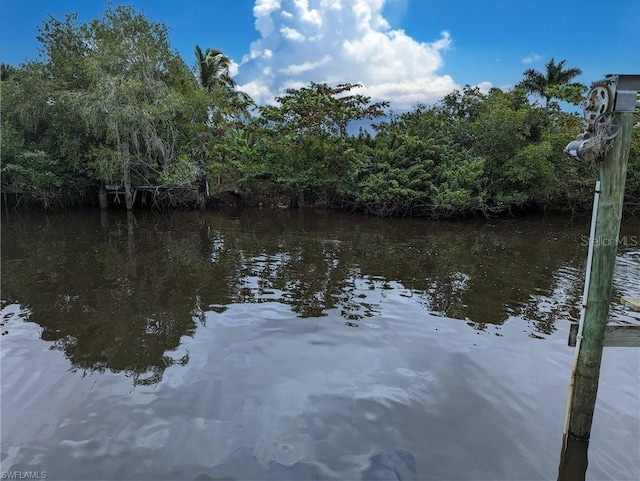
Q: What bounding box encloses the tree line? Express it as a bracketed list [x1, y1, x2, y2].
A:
[1, 5, 639, 216]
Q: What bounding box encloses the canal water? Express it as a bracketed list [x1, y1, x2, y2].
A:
[1, 208, 639, 480]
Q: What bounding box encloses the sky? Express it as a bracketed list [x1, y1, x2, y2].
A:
[1, 0, 638, 111]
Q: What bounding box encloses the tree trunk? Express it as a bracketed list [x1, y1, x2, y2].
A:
[197, 175, 207, 211]
[122, 141, 133, 210]
[99, 182, 108, 210]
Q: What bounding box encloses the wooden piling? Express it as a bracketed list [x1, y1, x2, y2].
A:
[558, 111, 635, 479]
[558, 435, 589, 481]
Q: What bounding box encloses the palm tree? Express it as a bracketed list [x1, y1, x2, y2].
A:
[1, 63, 16, 81]
[521, 58, 582, 106]
[194, 45, 252, 120]
[194, 45, 236, 93]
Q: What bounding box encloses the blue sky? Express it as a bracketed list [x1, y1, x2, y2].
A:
[1, 0, 638, 110]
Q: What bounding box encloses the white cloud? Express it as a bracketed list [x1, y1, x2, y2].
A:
[253, 0, 282, 37]
[229, 60, 240, 77]
[237, 0, 459, 109]
[280, 26, 306, 41]
[294, 0, 323, 27]
[280, 54, 332, 74]
[475, 81, 493, 94]
[239, 80, 275, 104]
[522, 53, 542, 64]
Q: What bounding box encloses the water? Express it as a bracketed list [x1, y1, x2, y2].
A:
[1, 208, 639, 480]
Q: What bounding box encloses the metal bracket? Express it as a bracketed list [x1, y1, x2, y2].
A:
[607, 74, 640, 91]
[603, 74, 640, 112]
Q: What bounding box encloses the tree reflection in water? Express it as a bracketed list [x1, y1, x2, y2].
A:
[2, 208, 637, 385]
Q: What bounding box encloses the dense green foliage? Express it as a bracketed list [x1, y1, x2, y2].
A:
[1, 5, 639, 215]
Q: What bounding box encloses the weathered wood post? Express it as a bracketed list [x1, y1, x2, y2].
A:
[122, 141, 133, 211]
[558, 75, 639, 480]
